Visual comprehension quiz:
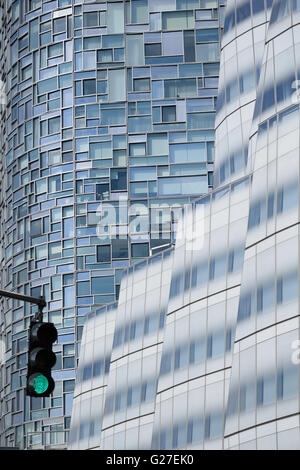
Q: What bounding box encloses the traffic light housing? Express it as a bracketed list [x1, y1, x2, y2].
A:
[26, 321, 58, 397]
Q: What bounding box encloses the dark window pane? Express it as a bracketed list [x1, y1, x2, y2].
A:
[196, 28, 219, 42]
[162, 106, 176, 122]
[83, 79, 96, 95]
[145, 43, 162, 56]
[184, 30, 195, 62]
[96, 183, 109, 200]
[31, 219, 42, 237]
[83, 12, 98, 27]
[131, 243, 149, 258]
[112, 238, 128, 258]
[97, 245, 111, 263]
[111, 168, 127, 191]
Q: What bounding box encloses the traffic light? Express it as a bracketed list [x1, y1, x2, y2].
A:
[26, 321, 58, 397]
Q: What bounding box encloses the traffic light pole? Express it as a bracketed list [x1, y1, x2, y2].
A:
[0, 289, 46, 321]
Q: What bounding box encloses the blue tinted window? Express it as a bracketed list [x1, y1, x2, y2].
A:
[131, 243, 149, 258]
[270, 0, 291, 24]
[196, 29, 219, 42]
[224, 9, 235, 33]
[145, 43, 161, 56]
[237, 1, 251, 23]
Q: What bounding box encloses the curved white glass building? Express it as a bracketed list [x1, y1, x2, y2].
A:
[225, 0, 300, 449]
[70, 0, 300, 451]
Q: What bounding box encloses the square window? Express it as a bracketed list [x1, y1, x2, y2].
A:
[133, 78, 150, 92]
[83, 79, 96, 95]
[48, 43, 63, 58]
[162, 106, 176, 122]
[53, 17, 66, 34]
[83, 12, 99, 27]
[131, 243, 149, 258]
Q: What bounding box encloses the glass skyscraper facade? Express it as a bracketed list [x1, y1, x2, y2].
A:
[0, 0, 224, 449]
[69, 0, 300, 451]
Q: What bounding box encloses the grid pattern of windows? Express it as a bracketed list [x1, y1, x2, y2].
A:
[0, 0, 223, 448]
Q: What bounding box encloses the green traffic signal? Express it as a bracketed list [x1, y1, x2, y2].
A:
[27, 372, 55, 397]
[33, 374, 49, 395]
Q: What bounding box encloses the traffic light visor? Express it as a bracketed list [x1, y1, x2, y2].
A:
[31, 322, 57, 345]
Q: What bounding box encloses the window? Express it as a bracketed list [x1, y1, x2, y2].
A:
[162, 11, 194, 30]
[236, 1, 251, 23]
[209, 254, 226, 280]
[238, 291, 254, 321]
[83, 36, 101, 50]
[257, 375, 275, 406]
[107, 2, 124, 33]
[162, 106, 176, 122]
[83, 13, 98, 27]
[83, 79, 96, 95]
[97, 245, 111, 263]
[164, 79, 197, 98]
[31, 219, 42, 237]
[145, 43, 162, 56]
[90, 141, 112, 159]
[257, 281, 275, 313]
[131, 243, 149, 258]
[27, 0, 41, 12]
[196, 28, 219, 42]
[126, 34, 144, 66]
[277, 182, 298, 214]
[29, 19, 39, 51]
[131, 0, 148, 23]
[49, 242, 61, 259]
[108, 69, 125, 101]
[48, 117, 60, 134]
[148, 133, 168, 155]
[111, 168, 127, 191]
[170, 143, 206, 163]
[191, 338, 206, 364]
[270, 0, 291, 24]
[101, 107, 125, 125]
[277, 365, 298, 400]
[248, 199, 266, 229]
[277, 271, 298, 304]
[48, 43, 63, 58]
[98, 49, 113, 63]
[53, 17, 66, 34]
[129, 143, 146, 156]
[91, 276, 114, 294]
[112, 237, 128, 258]
[174, 344, 189, 370]
[93, 360, 103, 377]
[133, 78, 150, 92]
[196, 43, 219, 62]
[191, 262, 208, 288]
[187, 418, 203, 445]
